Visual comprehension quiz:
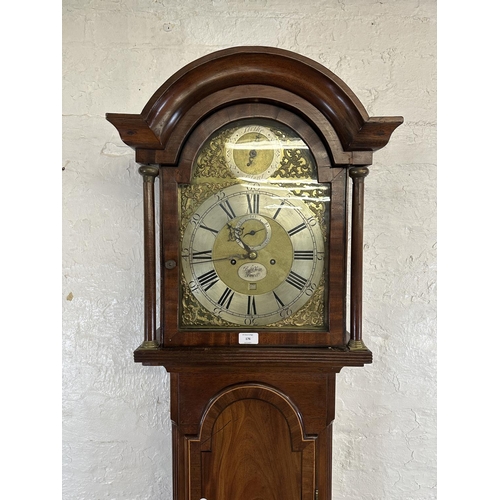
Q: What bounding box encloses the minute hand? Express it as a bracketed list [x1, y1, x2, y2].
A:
[187, 253, 248, 264]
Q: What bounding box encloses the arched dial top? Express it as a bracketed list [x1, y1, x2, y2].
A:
[179, 118, 329, 330]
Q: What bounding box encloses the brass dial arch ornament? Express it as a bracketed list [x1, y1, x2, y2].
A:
[106, 46, 403, 500]
[225, 123, 283, 180]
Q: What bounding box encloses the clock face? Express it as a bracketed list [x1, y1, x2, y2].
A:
[179, 119, 330, 330]
[181, 184, 324, 326]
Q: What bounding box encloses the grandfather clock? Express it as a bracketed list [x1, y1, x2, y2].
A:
[106, 47, 402, 500]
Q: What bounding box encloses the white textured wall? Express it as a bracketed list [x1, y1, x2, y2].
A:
[62, 1, 436, 499]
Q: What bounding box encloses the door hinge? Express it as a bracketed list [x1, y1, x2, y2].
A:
[315, 489, 319, 500]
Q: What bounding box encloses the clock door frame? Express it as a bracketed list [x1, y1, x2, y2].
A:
[160, 103, 348, 347]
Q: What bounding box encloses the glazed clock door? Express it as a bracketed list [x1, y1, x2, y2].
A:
[161, 115, 342, 347]
[178, 119, 329, 331]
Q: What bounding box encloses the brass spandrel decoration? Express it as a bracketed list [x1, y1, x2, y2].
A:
[288, 185, 329, 237]
[266, 274, 327, 329]
[192, 128, 234, 181]
[180, 273, 235, 329]
[274, 146, 313, 180]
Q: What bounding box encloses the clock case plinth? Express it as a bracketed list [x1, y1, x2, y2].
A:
[107, 46, 402, 500]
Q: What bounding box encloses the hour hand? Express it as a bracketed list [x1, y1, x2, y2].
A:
[234, 233, 252, 254]
[226, 222, 252, 253]
[237, 237, 252, 254]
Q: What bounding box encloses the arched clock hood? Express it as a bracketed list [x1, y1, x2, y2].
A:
[106, 46, 403, 166]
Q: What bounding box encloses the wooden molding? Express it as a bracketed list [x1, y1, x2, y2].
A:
[106, 46, 403, 162]
[134, 346, 372, 372]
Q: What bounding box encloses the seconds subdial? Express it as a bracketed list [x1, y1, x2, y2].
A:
[234, 214, 271, 251]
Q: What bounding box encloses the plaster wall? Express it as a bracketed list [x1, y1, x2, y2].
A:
[62, 1, 436, 499]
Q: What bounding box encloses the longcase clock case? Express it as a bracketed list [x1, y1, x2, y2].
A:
[106, 46, 402, 500]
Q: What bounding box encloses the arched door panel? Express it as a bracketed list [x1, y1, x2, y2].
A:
[188, 384, 316, 500]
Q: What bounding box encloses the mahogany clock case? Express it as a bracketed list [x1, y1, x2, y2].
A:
[105, 46, 403, 500]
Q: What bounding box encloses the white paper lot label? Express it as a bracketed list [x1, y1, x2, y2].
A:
[239, 332, 259, 344]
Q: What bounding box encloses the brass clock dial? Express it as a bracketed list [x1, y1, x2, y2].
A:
[181, 184, 325, 326]
[179, 118, 329, 330]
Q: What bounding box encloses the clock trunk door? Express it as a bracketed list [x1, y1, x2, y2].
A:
[188, 385, 316, 500]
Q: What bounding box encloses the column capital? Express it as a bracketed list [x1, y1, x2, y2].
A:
[138, 165, 159, 180]
[349, 166, 369, 179]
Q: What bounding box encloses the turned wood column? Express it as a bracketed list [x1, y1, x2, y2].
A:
[348, 166, 369, 351]
[138, 165, 159, 349]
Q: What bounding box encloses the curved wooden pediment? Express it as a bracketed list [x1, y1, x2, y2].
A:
[106, 46, 403, 165]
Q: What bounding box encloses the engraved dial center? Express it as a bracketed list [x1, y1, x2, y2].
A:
[213, 214, 293, 296]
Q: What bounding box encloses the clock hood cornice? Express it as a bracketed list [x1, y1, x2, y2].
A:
[106, 46, 403, 163]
